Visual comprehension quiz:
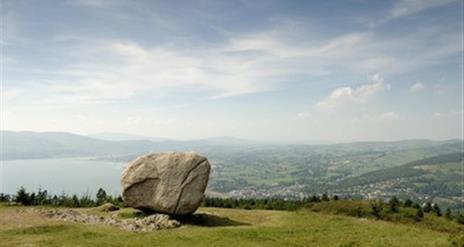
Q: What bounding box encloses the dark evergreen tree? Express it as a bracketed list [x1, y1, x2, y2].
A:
[415, 208, 424, 221]
[15, 187, 30, 205]
[456, 214, 464, 225]
[310, 194, 320, 203]
[30, 193, 37, 205]
[432, 204, 441, 216]
[51, 195, 59, 205]
[96, 188, 108, 205]
[404, 198, 413, 207]
[388, 197, 400, 212]
[423, 202, 432, 213]
[370, 200, 383, 219]
[445, 208, 452, 220]
[72, 195, 80, 207]
[321, 193, 329, 201]
[0, 193, 10, 202]
[37, 189, 48, 205]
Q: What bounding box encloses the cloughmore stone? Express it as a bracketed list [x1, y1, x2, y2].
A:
[121, 152, 211, 215]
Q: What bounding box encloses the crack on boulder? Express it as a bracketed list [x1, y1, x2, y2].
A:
[124, 177, 159, 192]
[173, 158, 207, 214]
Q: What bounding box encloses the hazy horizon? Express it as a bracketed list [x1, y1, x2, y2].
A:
[1, 129, 462, 145]
[1, 0, 463, 143]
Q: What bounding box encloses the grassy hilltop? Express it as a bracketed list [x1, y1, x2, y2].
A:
[1, 202, 462, 247]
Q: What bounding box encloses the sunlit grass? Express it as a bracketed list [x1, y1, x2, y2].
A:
[0, 204, 462, 247]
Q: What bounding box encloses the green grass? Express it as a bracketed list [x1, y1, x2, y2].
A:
[309, 200, 464, 235]
[0, 203, 463, 247]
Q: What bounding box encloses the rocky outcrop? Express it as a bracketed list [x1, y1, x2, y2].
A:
[37, 208, 180, 232]
[121, 152, 211, 215]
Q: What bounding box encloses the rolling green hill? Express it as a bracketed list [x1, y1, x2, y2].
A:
[340, 153, 463, 187]
[337, 153, 464, 208]
[2, 131, 462, 208]
[0, 203, 462, 247]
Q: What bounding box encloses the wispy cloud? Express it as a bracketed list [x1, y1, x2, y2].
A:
[410, 82, 425, 93]
[390, 0, 455, 18]
[27, 22, 457, 108]
[362, 0, 456, 27]
[315, 74, 388, 111]
[3, 1, 461, 140]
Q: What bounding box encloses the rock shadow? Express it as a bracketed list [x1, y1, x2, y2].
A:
[173, 213, 249, 227]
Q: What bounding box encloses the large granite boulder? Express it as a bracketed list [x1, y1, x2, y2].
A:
[121, 152, 211, 215]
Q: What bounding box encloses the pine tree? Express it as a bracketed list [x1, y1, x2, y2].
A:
[51, 195, 59, 205]
[456, 214, 464, 225]
[445, 208, 452, 220]
[311, 194, 320, 203]
[371, 200, 383, 219]
[388, 196, 400, 212]
[15, 187, 30, 206]
[37, 189, 48, 205]
[415, 208, 424, 221]
[72, 195, 80, 207]
[423, 202, 432, 213]
[0, 193, 10, 202]
[432, 204, 442, 217]
[29, 193, 36, 205]
[404, 198, 413, 207]
[96, 188, 107, 205]
[321, 193, 329, 201]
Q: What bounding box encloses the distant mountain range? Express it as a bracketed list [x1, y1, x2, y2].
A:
[87, 132, 171, 142]
[0, 130, 461, 161]
[0, 131, 257, 160]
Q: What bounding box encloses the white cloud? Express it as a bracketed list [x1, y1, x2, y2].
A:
[391, 0, 455, 18]
[315, 74, 388, 111]
[8, 17, 460, 109]
[361, 0, 456, 27]
[433, 110, 463, 117]
[410, 82, 425, 93]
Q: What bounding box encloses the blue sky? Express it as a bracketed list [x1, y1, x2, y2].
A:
[1, 0, 462, 142]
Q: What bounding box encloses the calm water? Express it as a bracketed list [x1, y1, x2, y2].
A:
[0, 157, 126, 196]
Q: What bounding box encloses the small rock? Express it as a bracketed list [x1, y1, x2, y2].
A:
[100, 203, 119, 212]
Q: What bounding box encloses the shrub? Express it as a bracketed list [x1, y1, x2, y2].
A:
[415, 208, 424, 221]
[445, 208, 452, 220]
[388, 197, 400, 213]
[432, 204, 441, 217]
[423, 202, 432, 213]
[456, 214, 464, 225]
[404, 198, 413, 207]
[0, 193, 11, 202]
[321, 193, 330, 201]
[370, 200, 384, 219]
[15, 187, 31, 206]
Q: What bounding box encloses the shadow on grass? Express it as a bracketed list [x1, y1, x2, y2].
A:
[125, 207, 249, 227]
[174, 213, 250, 227]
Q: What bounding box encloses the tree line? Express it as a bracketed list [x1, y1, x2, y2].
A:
[0, 187, 122, 208]
[0, 187, 462, 225]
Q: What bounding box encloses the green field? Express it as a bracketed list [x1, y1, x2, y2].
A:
[1, 204, 462, 247]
